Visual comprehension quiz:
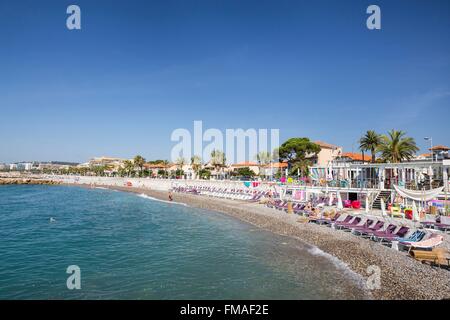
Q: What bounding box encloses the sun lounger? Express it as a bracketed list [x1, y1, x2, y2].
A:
[397, 230, 426, 243]
[340, 218, 373, 232]
[420, 214, 438, 229]
[410, 248, 449, 268]
[377, 226, 410, 243]
[435, 216, 450, 232]
[370, 224, 398, 241]
[349, 219, 374, 231]
[310, 213, 342, 225]
[353, 220, 385, 236]
[400, 233, 444, 252]
[330, 214, 352, 227]
[335, 216, 362, 230]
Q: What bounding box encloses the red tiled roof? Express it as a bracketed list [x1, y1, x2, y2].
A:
[262, 162, 288, 168]
[419, 153, 432, 158]
[314, 141, 340, 149]
[430, 145, 450, 151]
[341, 152, 370, 162]
[231, 162, 259, 167]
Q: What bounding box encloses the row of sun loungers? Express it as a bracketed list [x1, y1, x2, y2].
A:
[172, 186, 277, 201]
[263, 199, 449, 267]
[308, 213, 445, 252]
[173, 185, 449, 267]
[420, 215, 450, 232]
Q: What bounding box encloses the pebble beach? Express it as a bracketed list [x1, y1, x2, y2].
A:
[2, 175, 450, 300]
[102, 184, 450, 300]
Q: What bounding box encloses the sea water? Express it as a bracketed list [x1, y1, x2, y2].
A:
[0, 185, 369, 299]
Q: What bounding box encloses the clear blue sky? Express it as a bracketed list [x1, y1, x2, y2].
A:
[0, 0, 449, 163]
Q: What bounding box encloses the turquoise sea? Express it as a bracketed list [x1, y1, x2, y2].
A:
[0, 185, 369, 299]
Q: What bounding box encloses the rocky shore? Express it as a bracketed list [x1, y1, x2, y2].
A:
[0, 178, 61, 185]
[87, 184, 450, 300]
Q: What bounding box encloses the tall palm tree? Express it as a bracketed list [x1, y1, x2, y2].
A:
[255, 151, 271, 178]
[175, 157, 186, 178]
[255, 151, 271, 165]
[359, 130, 381, 163]
[161, 160, 169, 179]
[378, 130, 419, 163]
[210, 149, 226, 178]
[133, 155, 145, 176]
[190, 155, 202, 179]
[123, 160, 134, 177]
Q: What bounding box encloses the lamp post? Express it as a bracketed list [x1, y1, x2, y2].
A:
[424, 137, 433, 162]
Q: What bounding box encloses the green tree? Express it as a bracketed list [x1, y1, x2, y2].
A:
[378, 130, 419, 163]
[190, 155, 202, 179]
[255, 151, 271, 165]
[123, 160, 134, 177]
[210, 149, 226, 178]
[198, 168, 211, 180]
[278, 138, 321, 176]
[92, 165, 106, 176]
[175, 157, 186, 178]
[233, 167, 256, 178]
[161, 160, 170, 178]
[359, 130, 381, 163]
[133, 155, 145, 177]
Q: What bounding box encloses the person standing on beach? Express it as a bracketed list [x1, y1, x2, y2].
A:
[168, 191, 173, 201]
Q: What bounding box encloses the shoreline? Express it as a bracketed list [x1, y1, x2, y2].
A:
[3, 179, 450, 299]
[65, 182, 450, 300]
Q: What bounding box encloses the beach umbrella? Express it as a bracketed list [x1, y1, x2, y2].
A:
[412, 201, 420, 222]
[380, 198, 387, 217]
[365, 196, 370, 213]
[337, 192, 343, 210]
[444, 170, 449, 192]
[428, 166, 434, 177]
[327, 163, 333, 181]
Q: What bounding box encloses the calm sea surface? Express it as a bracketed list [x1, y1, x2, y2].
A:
[0, 185, 369, 299]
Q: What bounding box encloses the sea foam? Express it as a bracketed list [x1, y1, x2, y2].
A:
[307, 246, 368, 290]
[137, 193, 188, 206]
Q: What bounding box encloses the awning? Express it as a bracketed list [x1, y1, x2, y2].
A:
[393, 184, 444, 201]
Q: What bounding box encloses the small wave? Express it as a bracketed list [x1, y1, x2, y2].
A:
[95, 187, 109, 190]
[137, 194, 188, 207]
[307, 246, 368, 290]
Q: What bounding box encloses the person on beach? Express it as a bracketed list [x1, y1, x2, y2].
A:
[168, 191, 173, 201]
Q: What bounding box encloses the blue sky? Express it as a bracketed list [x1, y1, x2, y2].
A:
[0, 0, 449, 163]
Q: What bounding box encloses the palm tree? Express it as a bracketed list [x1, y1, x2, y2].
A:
[133, 155, 145, 177]
[123, 160, 134, 177]
[255, 151, 271, 178]
[175, 157, 186, 178]
[378, 130, 419, 163]
[190, 155, 202, 179]
[255, 151, 271, 165]
[162, 160, 169, 179]
[210, 149, 226, 179]
[359, 130, 381, 163]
